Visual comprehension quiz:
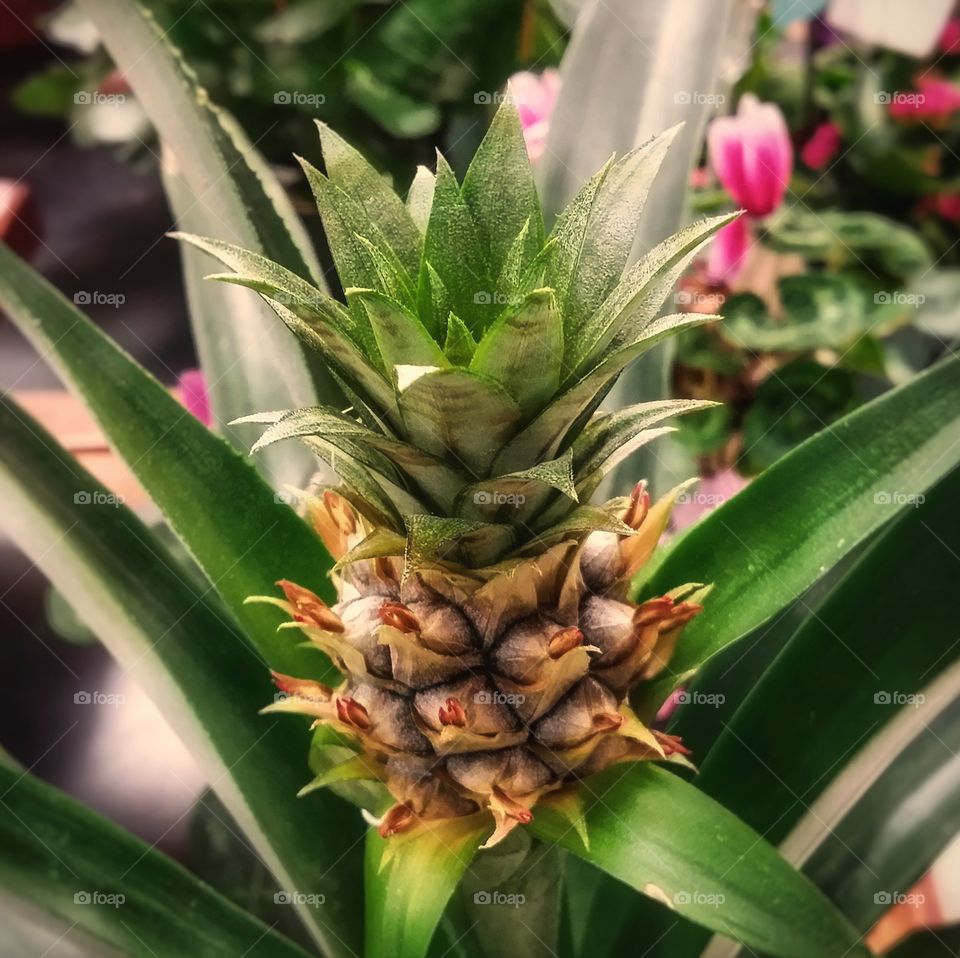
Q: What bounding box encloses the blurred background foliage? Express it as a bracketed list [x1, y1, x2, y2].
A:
[674, 6, 960, 479]
[12, 0, 567, 186]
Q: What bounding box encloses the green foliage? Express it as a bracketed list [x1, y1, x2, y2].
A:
[1, 9, 956, 958]
[740, 360, 862, 473]
[0, 396, 364, 955]
[531, 765, 867, 958]
[639, 354, 960, 711]
[0, 764, 314, 958]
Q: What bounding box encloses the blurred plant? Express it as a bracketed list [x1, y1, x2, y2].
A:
[12, 0, 568, 184]
[507, 67, 561, 160]
[706, 93, 793, 282]
[2, 4, 960, 958]
[738, 6, 960, 263]
[672, 6, 960, 480]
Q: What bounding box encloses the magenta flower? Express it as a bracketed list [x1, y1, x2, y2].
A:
[889, 76, 960, 125]
[801, 121, 842, 170]
[941, 18, 960, 54]
[709, 94, 792, 216]
[706, 215, 751, 285]
[506, 69, 561, 162]
[706, 95, 793, 283]
[176, 368, 211, 427]
[655, 687, 686, 726]
[919, 193, 960, 223]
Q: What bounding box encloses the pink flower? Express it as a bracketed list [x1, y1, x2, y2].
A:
[506, 69, 561, 162]
[919, 193, 960, 223]
[801, 121, 842, 170]
[939, 17, 960, 54]
[889, 76, 960, 124]
[706, 95, 793, 283]
[706, 215, 750, 285]
[655, 687, 685, 726]
[708, 94, 793, 217]
[175, 368, 211, 427]
[689, 165, 713, 189]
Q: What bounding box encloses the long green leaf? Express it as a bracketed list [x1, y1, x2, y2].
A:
[640, 463, 960, 958]
[705, 666, 960, 958]
[637, 354, 960, 713]
[0, 396, 364, 956]
[530, 764, 868, 958]
[0, 764, 313, 958]
[668, 544, 868, 759]
[365, 818, 487, 958]
[0, 241, 336, 681]
[697, 463, 960, 840]
[79, 0, 335, 488]
[799, 673, 960, 932]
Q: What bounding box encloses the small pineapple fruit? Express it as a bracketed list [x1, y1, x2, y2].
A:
[178, 101, 735, 846]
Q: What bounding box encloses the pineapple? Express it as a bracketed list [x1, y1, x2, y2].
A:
[177, 102, 734, 847]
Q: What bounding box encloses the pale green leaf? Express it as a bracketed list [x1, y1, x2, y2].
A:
[470, 288, 563, 417]
[317, 120, 422, 276]
[462, 99, 544, 280]
[398, 368, 523, 478]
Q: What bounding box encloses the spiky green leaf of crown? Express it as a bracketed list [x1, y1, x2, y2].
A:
[178, 102, 735, 844]
[177, 103, 734, 565]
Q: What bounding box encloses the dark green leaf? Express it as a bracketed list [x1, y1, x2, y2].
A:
[0, 396, 363, 956]
[886, 926, 960, 957]
[0, 765, 313, 958]
[646, 465, 960, 958]
[638, 354, 960, 711]
[740, 360, 862, 473]
[530, 764, 868, 958]
[0, 242, 338, 680]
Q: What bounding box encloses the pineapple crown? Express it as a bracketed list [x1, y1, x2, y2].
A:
[175, 100, 735, 570]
